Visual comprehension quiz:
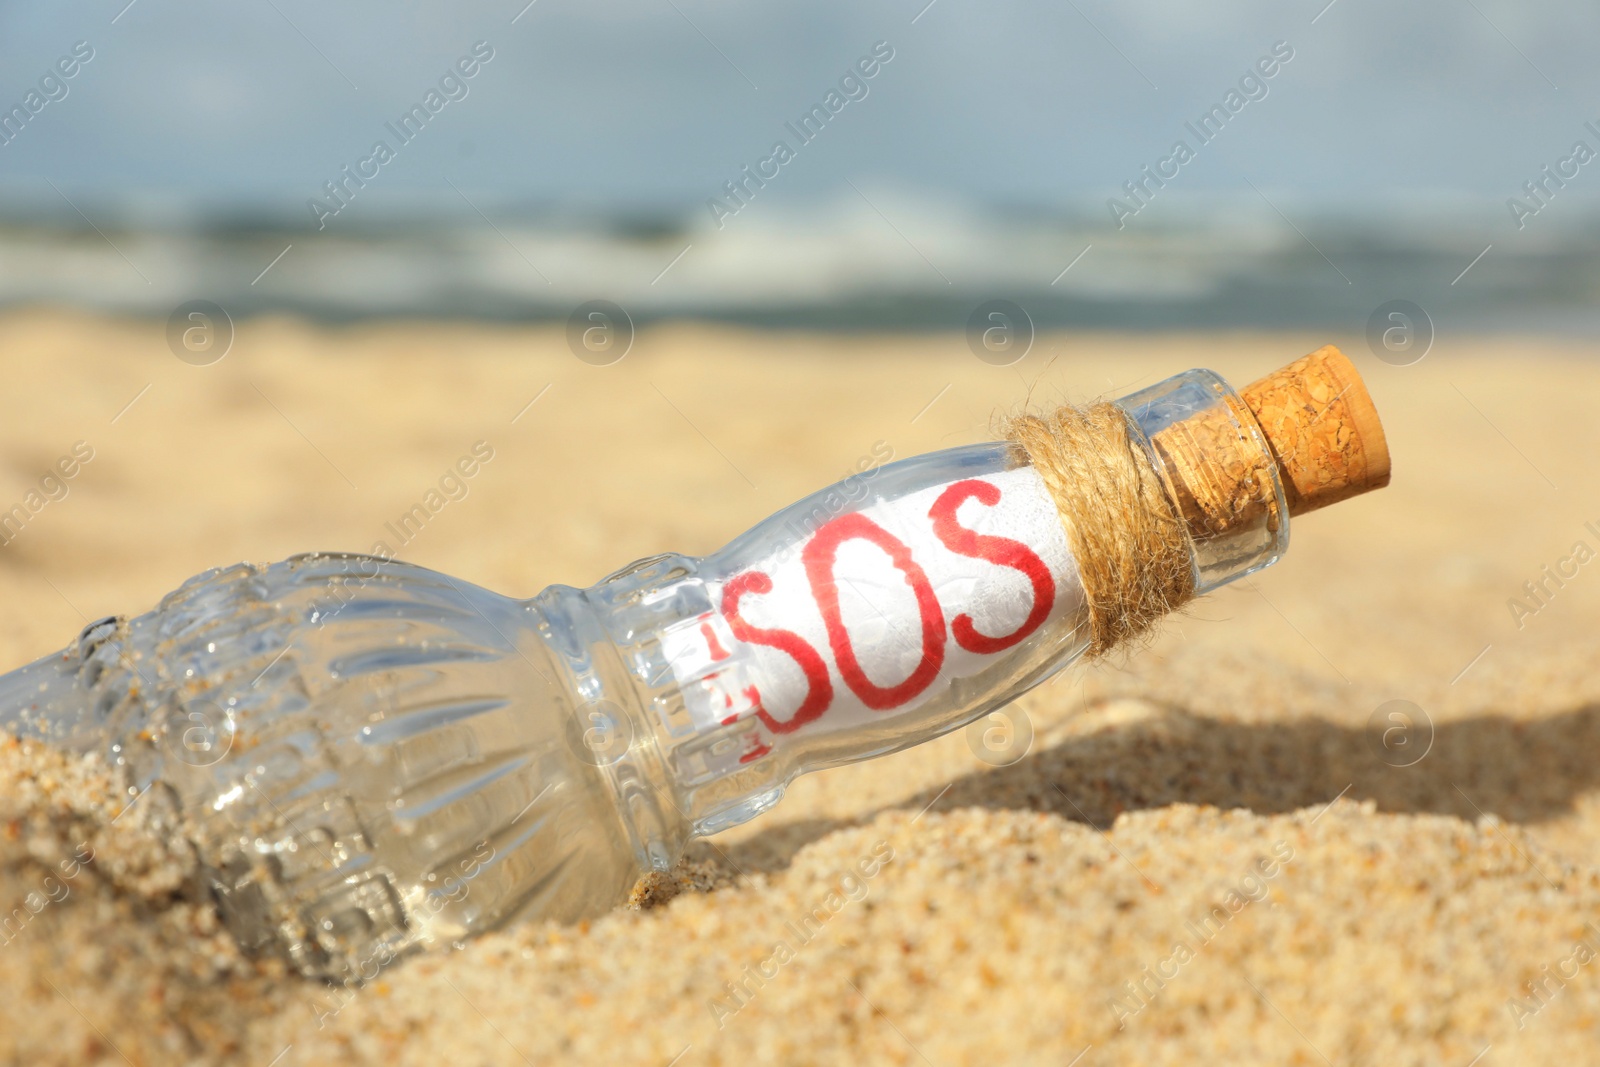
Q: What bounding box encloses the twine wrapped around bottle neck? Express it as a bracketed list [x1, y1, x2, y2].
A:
[1006, 345, 1393, 659]
[1005, 403, 1195, 658]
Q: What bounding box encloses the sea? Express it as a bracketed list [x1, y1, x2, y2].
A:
[2, 188, 1597, 335]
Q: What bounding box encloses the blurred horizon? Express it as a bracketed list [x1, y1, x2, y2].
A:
[4, 193, 1598, 331]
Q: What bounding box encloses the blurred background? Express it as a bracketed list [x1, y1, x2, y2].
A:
[1, 0, 1598, 329]
[6, 6, 1600, 1064]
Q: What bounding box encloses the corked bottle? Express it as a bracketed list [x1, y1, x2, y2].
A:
[0, 344, 1388, 979]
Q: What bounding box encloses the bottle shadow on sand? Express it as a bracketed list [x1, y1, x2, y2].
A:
[709, 700, 1600, 876]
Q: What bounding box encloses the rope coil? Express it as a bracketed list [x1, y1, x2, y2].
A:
[1005, 402, 1196, 657]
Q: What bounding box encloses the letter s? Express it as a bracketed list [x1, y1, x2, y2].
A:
[1271, 40, 1294, 61]
[722, 571, 833, 732]
[471, 41, 495, 62]
[872, 40, 895, 62]
[72, 41, 95, 62]
[471, 439, 494, 462]
[72, 440, 94, 463]
[928, 479, 1055, 654]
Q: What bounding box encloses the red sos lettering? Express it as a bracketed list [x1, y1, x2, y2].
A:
[721, 572, 832, 734]
[927, 479, 1055, 653]
[718, 477, 1056, 729]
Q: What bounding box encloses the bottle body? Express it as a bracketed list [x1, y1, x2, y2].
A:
[1, 555, 643, 978]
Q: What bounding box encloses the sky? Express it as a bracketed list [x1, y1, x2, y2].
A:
[1, 0, 1598, 230]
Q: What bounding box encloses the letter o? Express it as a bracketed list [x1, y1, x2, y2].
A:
[803, 514, 946, 709]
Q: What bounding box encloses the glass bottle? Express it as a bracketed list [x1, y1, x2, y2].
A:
[0, 351, 1388, 978]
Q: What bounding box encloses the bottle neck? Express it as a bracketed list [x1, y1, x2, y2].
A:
[1116, 368, 1290, 593]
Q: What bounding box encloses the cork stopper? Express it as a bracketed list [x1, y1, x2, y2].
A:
[1239, 344, 1391, 516]
[1112, 346, 1391, 595]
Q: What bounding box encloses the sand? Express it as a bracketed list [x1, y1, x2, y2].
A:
[2, 311, 1599, 1065]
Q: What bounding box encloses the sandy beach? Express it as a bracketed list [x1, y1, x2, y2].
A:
[3, 310, 1599, 1065]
